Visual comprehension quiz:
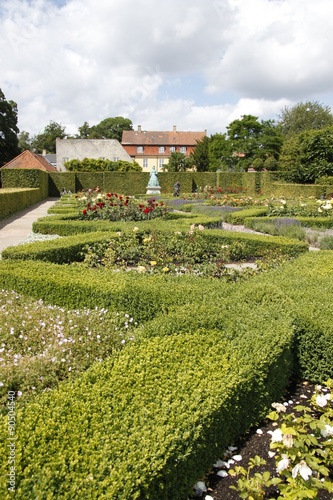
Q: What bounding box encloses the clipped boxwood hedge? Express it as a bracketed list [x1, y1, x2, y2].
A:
[0, 306, 294, 499]
[224, 207, 268, 224]
[2, 225, 308, 264]
[1, 232, 116, 264]
[0, 260, 229, 322]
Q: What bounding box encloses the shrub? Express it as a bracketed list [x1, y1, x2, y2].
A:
[319, 236, 333, 250]
[77, 190, 169, 222]
[0, 312, 294, 499]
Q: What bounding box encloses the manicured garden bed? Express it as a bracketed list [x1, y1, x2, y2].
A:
[0, 192, 332, 499]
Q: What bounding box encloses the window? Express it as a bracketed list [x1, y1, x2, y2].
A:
[180, 147, 187, 153]
[169, 146, 176, 153]
[113, 157, 119, 161]
[62, 157, 69, 163]
[137, 146, 143, 153]
[158, 146, 165, 153]
[143, 158, 148, 169]
[159, 158, 164, 169]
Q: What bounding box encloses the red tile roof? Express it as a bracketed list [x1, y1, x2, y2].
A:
[122, 129, 206, 146]
[2, 150, 57, 172]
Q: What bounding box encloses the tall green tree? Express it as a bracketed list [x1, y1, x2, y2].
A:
[190, 136, 210, 171]
[77, 121, 92, 139]
[31, 121, 67, 153]
[278, 101, 333, 138]
[208, 133, 233, 171]
[0, 89, 20, 166]
[279, 126, 333, 183]
[18, 131, 32, 152]
[165, 152, 189, 172]
[89, 117, 133, 141]
[226, 115, 282, 170]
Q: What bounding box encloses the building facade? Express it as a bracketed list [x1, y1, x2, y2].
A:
[56, 139, 134, 171]
[121, 125, 206, 172]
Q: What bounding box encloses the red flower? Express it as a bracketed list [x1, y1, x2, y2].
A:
[144, 207, 150, 214]
[82, 209, 87, 215]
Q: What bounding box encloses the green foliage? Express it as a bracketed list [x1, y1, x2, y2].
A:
[190, 135, 210, 171]
[0, 315, 295, 499]
[77, 191, 169, 221]
[31, 120, 67, 154]
[249, 219, 306, 242]
[279, 127, 333, 183]
[231, 381, 333, 499]
[278, 100, 333, 138]
[319, 235, 333, 250]
[85, 116, 133, 141]
[229, 455, 281, 499]
[0, 88, 19, 166]
[17, 130, 32, 152]
[0, 290, 138, 410]
[315, 175, 333, 186]
[64, 158, 141, 172]
[164, 152, 190, 172]
[0, 188, 44, 221]
[266, 197, 333, 218]
[2, 231, 115, 263]
[208, 133, 233, 171]
[224, 207, 269, 224]
[226, 115, 283, 171]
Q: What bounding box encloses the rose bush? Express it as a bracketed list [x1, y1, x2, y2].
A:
[77, 189, 169, 221]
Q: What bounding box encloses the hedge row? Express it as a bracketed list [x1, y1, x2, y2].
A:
[2, 223, 308, 264]
[224, 207, 269, 224]
[254, 250, 333, 382]
[0, 188, 44, 221]
[137, 250, 333, 384]
[0, 296, 295, 499]
[0, 260, 227, 322]
[31, 213, 218, 236]
[1, 232, 116, 264]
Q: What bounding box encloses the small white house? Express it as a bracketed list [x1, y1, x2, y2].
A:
[56, 138, 134, 171]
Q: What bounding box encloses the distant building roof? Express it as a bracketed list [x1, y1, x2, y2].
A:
[122, 125, 206, 146]
[43, 154, 57, 167]
[2, 150, 58, 171]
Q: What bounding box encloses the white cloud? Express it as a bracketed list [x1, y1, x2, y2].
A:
[1, 0, 333, 137]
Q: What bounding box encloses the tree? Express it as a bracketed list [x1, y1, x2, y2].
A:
[18, 131, 32, 152]
[208, 133, 233, 171]
[165, 152, 189, 172]
[88, 117, 133, 142]
[77, 121, 92, 139]
[31, 121, 67, 153]
[0, 89, 20, 166]
[190, 136, 210, 171]
[226, 115, 283, 170]
[279, 126, 333, 183]
[278, 101, 333, 138]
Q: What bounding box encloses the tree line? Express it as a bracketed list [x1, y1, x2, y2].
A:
[1, 87, 333, 183]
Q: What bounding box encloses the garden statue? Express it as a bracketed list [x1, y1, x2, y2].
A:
[146, 166, 161, 194]
[173, 181, 180, 196]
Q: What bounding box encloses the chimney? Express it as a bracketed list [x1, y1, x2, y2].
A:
[173, 125, 177, 132]
[42, 149, 47, 156]
[138, 125, 142, 133]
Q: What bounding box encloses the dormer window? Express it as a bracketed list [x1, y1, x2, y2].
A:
[159, 146, 165, 153]
[137, 146, 144, 153]
[180, 147, 187, 153]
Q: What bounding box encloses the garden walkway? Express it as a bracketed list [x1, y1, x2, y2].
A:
[0, 198, 58, 254]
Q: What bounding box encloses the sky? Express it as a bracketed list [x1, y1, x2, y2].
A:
[1, 0, 333, 138]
